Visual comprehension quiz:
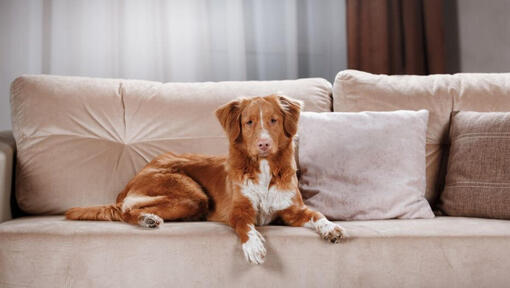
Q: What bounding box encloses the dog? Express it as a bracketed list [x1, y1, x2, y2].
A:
[66, 94, 344, 264]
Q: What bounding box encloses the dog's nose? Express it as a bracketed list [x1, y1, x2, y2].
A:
[257, 138, 272, 152]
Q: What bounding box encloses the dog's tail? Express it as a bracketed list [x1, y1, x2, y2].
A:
[65, 204, 122, 221]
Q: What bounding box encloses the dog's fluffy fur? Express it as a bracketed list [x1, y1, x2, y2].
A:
[66, 94, 344, 264]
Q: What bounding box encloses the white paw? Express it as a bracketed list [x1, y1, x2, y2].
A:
[309, 218, 345, 243]
[138, 213, 163, 229]
[242, 225, 266, 264]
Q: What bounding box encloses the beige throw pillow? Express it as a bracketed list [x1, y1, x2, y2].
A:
[439, 111, 510, 219]
[298, 110, 434, 220]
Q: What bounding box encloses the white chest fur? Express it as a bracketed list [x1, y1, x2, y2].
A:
[240, 160, 295, 225]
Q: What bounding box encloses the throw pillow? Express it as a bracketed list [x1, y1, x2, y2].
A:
[439, 111, 510, 219]
[298, 110, 434, 220]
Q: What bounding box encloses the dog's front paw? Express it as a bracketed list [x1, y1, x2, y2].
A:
[314, 218, 345, 243]
[242, 225, 266, 264]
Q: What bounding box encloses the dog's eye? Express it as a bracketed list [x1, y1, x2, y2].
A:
[246, 120, 253, 125]
[271, 119, 277, 123]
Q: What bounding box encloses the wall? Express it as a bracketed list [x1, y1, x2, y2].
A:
[457, 0, 510, 72]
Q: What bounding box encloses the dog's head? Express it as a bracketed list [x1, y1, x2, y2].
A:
[216, 94, 303, 158]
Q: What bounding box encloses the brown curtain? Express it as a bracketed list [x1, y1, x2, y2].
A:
[347, 0, 445, 75]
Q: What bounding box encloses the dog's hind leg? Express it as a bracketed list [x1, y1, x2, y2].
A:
[122, 196, 209, 228]
[120, 173, 209, 228]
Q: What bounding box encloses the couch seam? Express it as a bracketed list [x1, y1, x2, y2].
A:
[119, 82, 127, 143]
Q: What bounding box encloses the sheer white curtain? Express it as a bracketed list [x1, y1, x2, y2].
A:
[0, 0, 347, 129]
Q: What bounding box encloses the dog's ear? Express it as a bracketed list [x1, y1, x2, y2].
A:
[278, 95, 303, 138]
[216, 98, 244, 143]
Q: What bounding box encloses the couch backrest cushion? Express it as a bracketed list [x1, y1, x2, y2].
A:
[333, 69, 510, 206]
[453, 73, 510, 111]
[10, 75, 332, 215]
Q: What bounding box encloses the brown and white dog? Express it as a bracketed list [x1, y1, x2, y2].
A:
[66, 94, 344, 264]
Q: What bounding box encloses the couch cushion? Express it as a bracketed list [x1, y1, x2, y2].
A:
[453, 73, 510, 111]
[333, 70, 454, 205]
[298, 110, 433, 220]
[1, 216, 509, 288]
[333, 70, 510, 208]
[440, 111, 510, 219]
[10, 75, 332, 215]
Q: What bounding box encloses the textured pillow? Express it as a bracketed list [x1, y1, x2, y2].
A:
[298, 110, 434, 220]
[439, 111, 510, 219]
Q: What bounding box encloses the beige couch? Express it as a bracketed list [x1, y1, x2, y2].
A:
[1, 70, 510, 288]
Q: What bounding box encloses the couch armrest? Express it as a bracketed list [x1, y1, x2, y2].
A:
[0, 131, 15, 222]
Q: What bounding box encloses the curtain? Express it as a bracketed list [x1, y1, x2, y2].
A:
[1, 0, 348, 82]
[0, 0, 347, 130]
[346, 0, 445, 75]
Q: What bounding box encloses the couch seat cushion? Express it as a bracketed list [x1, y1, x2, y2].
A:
[1, 216, 509, 288]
